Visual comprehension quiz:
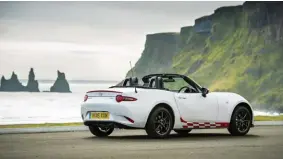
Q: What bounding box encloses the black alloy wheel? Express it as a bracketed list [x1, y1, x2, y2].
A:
[145, 107, 174, 138]
[228, 106, 252, 136]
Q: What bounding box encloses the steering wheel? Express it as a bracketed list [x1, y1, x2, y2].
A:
[178, 86, 192, 93]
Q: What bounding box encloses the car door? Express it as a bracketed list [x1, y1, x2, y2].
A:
[175, 92, 219, 122]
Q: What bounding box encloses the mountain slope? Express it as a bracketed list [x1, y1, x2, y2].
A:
[127, 1, 283, 112]
[126, 32, 181, 78]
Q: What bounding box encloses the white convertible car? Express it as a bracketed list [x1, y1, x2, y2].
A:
[81, 73, 254, 138]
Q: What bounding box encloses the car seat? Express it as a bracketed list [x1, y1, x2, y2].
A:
[156, 77, 165, 89]
[149, 77, 156, 88]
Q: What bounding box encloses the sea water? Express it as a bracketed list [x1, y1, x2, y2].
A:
[0, 82, 280, 125]
[0, 82, 116, 125]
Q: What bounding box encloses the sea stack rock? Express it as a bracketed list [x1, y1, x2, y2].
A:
[26, 68, 40, 92]
[0, 72, 25, 91]
[0, 76, 7, 91]
[50, 70, 71, 93]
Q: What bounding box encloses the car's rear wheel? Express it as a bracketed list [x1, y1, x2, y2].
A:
[228, 106, 252, 136]
[145, 106, 174, 138]
[89, 124, 114, 137]
[174, 129, 192, 136]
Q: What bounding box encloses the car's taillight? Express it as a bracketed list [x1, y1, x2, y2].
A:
[84, 95, 88, 102]
[116, 95, 137, 103]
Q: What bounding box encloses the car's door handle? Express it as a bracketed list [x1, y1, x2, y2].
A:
[178, 96, 187, 99]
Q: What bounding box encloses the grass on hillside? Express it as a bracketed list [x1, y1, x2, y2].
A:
[0, 122, 83, 129]
[0, 115, 282, 129]
[254, 115, 283, 121]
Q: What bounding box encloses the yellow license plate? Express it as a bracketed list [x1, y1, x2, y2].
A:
[90, 112, 110, 119]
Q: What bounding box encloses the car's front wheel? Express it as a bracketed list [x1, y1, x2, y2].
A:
[228, 106, 252, 136]
[145, 106, 174, 138]
[89, 124, 114, 137]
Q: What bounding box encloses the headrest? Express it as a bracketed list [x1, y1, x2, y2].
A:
[149, 76, 165, 88]
[149, 77, 156, 88]
[132, 77, 139, 85]
[122, 77, 139, 86]
[157, 77, 164, 89]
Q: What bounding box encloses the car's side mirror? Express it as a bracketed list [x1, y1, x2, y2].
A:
[201, 87, 209, 97]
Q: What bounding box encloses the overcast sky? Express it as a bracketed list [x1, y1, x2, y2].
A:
[0, 1, 244, 81]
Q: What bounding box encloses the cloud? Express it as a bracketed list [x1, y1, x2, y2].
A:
[0, 1, 244, 80]
[0, 40, 141, 80]
[0, 40, 140, 57]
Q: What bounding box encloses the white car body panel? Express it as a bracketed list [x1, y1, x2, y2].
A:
[81, 87, 254, 129]
[175, 92, 218, 123]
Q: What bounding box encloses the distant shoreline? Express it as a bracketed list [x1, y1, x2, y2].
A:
[19, 79, 120, 84]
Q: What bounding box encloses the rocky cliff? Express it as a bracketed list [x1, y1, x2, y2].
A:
[50, 70, 71, 93]
[126, 32, 181, 78]
[126, 1, 283, 112]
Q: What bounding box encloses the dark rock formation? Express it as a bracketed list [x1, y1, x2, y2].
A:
[187, 60, 204, 74]
[194, 15, 212, 34]
[0, 68, 71, 93]
[0, 72, 26, 92]
[50, 70, 71, 93]
[180, 26, 194, 47]
[126, 32, 181, 78]
[26, 68, 40, 92]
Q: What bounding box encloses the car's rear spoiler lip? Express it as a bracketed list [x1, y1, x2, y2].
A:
[86, 90, 122, 93]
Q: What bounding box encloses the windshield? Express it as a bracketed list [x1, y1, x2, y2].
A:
[163, 77, 189, 91]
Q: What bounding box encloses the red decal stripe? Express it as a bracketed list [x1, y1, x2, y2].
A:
[180, 117, 187, 123]
[180, 117, 229, 129]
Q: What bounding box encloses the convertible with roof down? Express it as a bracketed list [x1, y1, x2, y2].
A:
[81, 73, 254, 138]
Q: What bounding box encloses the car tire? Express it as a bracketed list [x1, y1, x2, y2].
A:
[174, 129, 192, 136]
[145, 106, 174, 138]
[228, 106, 252, 136]
[89, 125, 114, 137]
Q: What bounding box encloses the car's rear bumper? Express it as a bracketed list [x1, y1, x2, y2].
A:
[81, 102, 146, 128]
[83, 121, 142, 129]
